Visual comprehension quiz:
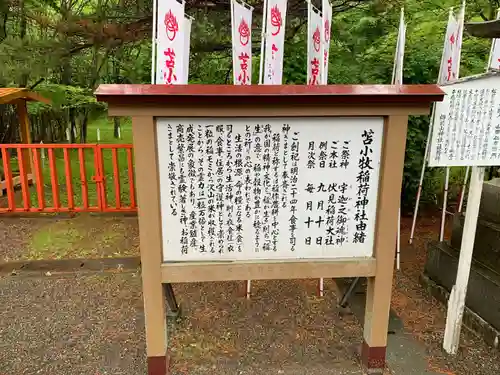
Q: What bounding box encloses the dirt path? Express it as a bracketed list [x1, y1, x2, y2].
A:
[0, 272, 370, 375]
[1, 213, 499, 374]
[171, 278, 367, 374]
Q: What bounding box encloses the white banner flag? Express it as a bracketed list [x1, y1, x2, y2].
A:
[263, 0, 288, 84]
[321, 0, 332, 85]
[307, 2, 322, 85]
[488, 11, 500, 70]
[181, 16, 193, 84]
[391, 8, 406, 85]
[156, 0, 186, 84]
[231, 0, 253, 85]
[453, 1, 465, 79]
[438, 7, 464, 85]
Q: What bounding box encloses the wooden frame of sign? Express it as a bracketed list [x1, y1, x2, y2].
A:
[95, 84, 443, 375]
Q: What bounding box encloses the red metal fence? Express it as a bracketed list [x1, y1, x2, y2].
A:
[0, 144, 136, 214]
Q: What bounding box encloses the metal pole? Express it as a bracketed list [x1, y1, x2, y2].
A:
[258, 0, 268, 85]
[339, 277, 360, 308]
[393, 8, 405, 267]
[248, 0, 269, 299]
[163, 283, 180, 317]
[151, 0, 158, 84]
[409, 8, 455, 244]
[230, 0, 236, 84]
[409, 104, 436, 244]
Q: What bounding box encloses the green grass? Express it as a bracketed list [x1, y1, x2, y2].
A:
[4, 116, 135, 210]
[28, 222, 85, 259]
[26, 216, 139, 259]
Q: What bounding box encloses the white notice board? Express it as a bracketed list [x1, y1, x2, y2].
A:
[429, 73, 500, 167]
[157, 117, 383, 262]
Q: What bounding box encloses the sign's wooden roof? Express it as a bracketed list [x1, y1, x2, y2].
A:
[465, 19, 500, 38]
[95, 84, 444, 107]
[0, 88, 51, 105]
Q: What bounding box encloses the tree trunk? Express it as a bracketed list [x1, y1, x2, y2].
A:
[112, 47, 122, 139]
[69, 108, 76, 143]
[80, 111, 89, 143]
[19, 0, 28, 87]
[0, 0, 9, 42]
[113, 117, 120, 139]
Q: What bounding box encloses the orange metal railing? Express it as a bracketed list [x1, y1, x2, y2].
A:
[0, 144, 137, 214]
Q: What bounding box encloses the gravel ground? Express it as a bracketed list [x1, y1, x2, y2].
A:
[170, 279, 366, 374]
[0, 271, 146, 375]
[0, 217, 42, 262]
[1, 213, 499, 375]
[0, 272, 371, 375]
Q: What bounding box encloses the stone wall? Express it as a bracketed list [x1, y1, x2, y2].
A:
[425, 241, 500, 332]
[423, 178, 500, 348]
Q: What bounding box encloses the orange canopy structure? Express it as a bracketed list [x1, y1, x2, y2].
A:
[0, 88, 51, 105]
[0, 88, 51, 196]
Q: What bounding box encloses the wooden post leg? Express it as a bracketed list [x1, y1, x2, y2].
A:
[361, 115, 408, 371]
[132, 116, 168, 375]
[362, 276, 391, 370]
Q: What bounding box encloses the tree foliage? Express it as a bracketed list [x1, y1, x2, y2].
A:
[1, 0, 499, 207]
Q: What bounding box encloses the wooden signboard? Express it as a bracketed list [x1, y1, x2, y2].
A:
[429, 72, 500, 167]
[427, 72, 498, 354]
[95, 84, 443, 375]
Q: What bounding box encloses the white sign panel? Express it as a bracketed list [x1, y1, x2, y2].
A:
[157, 117, 383, 262]
[429, 74, 500, 167]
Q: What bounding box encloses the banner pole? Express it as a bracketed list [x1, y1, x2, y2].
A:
[409, 106, 435, 244]
[394, 7, 405, 269]
[230, 0, 236, 84]
[258, 0, 268, 85]
[439, 1, 465, 242]
[409, 8, 456, 244]
[151, 0, 158, 84]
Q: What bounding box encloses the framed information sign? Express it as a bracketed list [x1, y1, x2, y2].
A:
[95, 84, 443, 375]
[429, 72, 500, 167]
